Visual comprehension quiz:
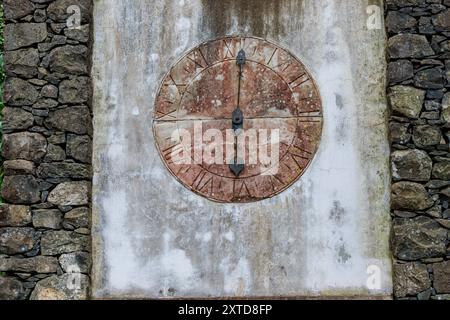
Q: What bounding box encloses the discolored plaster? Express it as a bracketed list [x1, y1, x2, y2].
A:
[91, 0, 392, 298]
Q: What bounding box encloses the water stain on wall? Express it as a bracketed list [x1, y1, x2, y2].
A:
[329, 200, 345, 224]
[337, 243, 352, 264]
[200, 0, 304, 38]
[335, 94, 344, 110]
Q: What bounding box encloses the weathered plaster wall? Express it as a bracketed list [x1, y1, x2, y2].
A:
[91, 0, 392, 298]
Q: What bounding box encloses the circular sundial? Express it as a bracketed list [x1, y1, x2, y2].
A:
[153, 36, 323, 203]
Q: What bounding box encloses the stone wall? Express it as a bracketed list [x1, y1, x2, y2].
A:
[387, 0, 450, 300]
[0, 0, 92, 300]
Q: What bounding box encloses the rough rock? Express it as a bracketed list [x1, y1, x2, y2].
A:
[386, 11, 417, 34]
[44, 144, 66, 162]
[388, 60, 414, 83]
[431, 294, 450, 300]
[390, 122, 411, 144]
[59, 77, 90, 104]
[45, 106, 91, 134]
[392, 216, 448, 260]
[443, 93, 450, 124]
[48, 46, 88, 75]
[38, 37, 67, 53]
[421, 111, 440, 120]
[0, 205, 32, 227]
[441, 187, 450, 198]
[30, 274, 89, 300]
[32, 209, 63, 229]
[4, 23, 47, 51]
[49, 22, 67, 34]
[392, 149, 432, 182]
[3, 132, 47, 161]
[388, 34, 434, 59]
[64, 25, 90, 43]
[40, 85, 58, 99]
[437, 218, 450, 229]
[446, 61, 450, 90]
[419, 16, 434, 35]
[0, 256, 58, 273]
[59, 252, 91, 273]
[414, 67, 444, 89]
[4, 160, 36, 176]
[388, 86, 425, 118]
[47, 0, 92, 23]
[424, 100, 441, 111]
[4, 48, 39, 79]
[417, 288, 432, 300]
[32, 98, 58, 109]
[393, 263, 430, 298]
[64, 207, 89, 229]
[48, 181, 90, 206]
[67, 134, 92, 163]
[2, 107, 34, 131]
[1, 176, 41, 205]
[47, 133, 66, 145]
[34, 8, 47, 23]
[4, 78, 39, 106]
[412, 125, 442, 147]
[4, 0, 35, 20]
[391, 182, 434, 211]
[40, 230, 89, 255]
[0, 277, 24, 300]
[386, 0, 429, 7]
[0, 227, 39, 255]
[37, 162, 91, 179]
[432, 162, 450, 180]
[433, 261, 450, 294]
[432, 9, 450, 32]
[426, 180, 450, 189]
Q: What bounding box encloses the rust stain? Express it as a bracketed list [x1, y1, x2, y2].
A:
[153, 36, 323, 203]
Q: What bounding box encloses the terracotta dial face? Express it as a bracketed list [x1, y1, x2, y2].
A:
[153, 36, 323, 203]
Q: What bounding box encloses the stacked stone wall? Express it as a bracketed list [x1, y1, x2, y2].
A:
[387, 0, 450, 300]
[0, 0, 92, 300]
